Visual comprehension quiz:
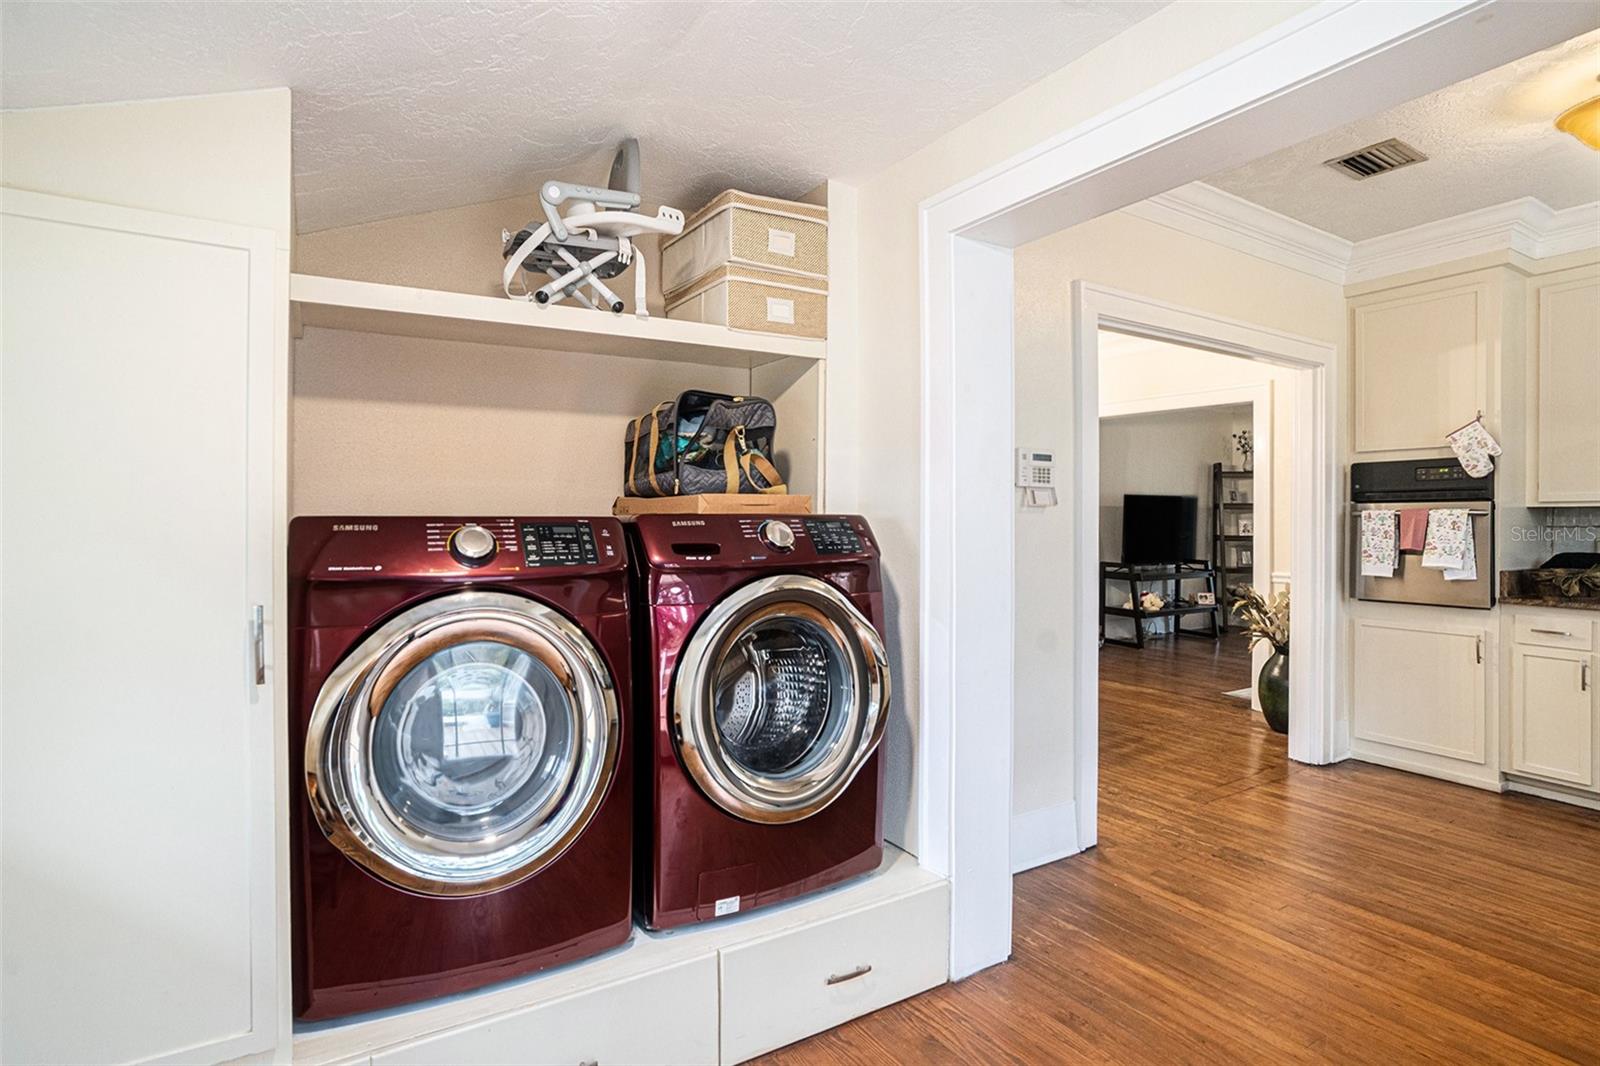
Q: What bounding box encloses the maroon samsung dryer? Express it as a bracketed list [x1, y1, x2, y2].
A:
[288, 517, 633, 1020]
[628, 514, 892, 930]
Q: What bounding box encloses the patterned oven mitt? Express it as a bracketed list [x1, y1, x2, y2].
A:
[1446, 417, 1501, 478]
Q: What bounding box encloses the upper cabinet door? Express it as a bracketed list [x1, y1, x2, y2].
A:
[1, 191, 279, 1065]
[1352, 277, 1493, 454]
[1533, 265, 1600, 505]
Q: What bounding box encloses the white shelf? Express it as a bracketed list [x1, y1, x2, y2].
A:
[290, 274, 825, 370]
[292, 846, 940, 1064]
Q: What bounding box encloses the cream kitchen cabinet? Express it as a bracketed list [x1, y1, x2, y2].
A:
[1506, 612, 1597, 792]
[1529, 263, 1600, 505]
[1350, 271, 1501, 455]
[1, 190, 282, 1064]
[1351, 613, 1496, 788]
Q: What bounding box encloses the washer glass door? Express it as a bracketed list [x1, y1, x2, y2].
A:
[675, 575, 890, 823]
[307, 591, 618, 896]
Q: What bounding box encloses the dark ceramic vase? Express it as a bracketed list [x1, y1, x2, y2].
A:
[1259, 649, 1289, 734]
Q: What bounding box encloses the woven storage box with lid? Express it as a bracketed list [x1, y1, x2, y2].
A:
[664, 265, 827, 339]
[661, 190, 827, 293]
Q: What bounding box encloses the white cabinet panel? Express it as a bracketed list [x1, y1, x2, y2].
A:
[720, 880, 949, 1064]
[369, 956, 718, 1066]
[1509, 646, 1595, 789]
[1, 191, 278, 1064]
[1532, 266, 1600, 504]
[1353, 619, 1486, 763]
[1353, 281, 1489, 454]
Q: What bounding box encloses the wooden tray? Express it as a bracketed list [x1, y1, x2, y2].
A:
[612, 493, 812, 516]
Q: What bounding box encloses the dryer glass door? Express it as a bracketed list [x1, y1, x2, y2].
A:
[674, 574, 890, 823]
[306, 591, 619, 896]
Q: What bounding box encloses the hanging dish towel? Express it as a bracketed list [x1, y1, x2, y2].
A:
[1399, 507, 1430, 553]
[1446, 417, 1502, 478]
[1421, 508, 1477, 581]
[1359, 509, 1399, 577]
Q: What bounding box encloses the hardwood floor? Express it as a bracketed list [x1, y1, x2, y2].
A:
[759, 633, 1600, 1065]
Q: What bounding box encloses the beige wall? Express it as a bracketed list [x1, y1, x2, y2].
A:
[1009, 209, 1342, 822]
[852, 1, 1314, 854]
[1, 88, 292, 246]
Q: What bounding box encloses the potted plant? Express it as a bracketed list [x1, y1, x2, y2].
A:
[1229, 584, 1289, 733]
[1232, 429, 1254, 472]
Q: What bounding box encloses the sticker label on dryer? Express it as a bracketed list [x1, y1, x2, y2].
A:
[714, 895, 741, 917]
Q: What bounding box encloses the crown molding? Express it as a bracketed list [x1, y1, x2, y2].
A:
[1124, 183, 1600, 287]
[1345, 198, 1600, 283]
[1123, 182, 1352, 284]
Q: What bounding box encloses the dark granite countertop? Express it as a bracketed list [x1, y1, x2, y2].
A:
[1500, 570, 1600, 611]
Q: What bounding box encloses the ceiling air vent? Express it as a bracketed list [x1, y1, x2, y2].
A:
[1323, 138, 1427, 180]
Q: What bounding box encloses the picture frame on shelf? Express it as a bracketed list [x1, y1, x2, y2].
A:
[1237, 516, 1254, 536]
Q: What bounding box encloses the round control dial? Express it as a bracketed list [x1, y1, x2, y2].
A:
[758, 520, 796, 553]
[449, 524, 498, 567]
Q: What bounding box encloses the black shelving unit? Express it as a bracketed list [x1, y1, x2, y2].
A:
[1210, 463, 1254, 630]
[1099, 560, 1221, 649]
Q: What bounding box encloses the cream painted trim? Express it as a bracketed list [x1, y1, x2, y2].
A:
[1127, 186, 1600, 288]
[1271, 570, 1292, 586]
[1348, 199, 1600, 284]
[1123, 183, 1353, 284]
[1010, 800, 1080, 874]
[916, 0, 1595, 982]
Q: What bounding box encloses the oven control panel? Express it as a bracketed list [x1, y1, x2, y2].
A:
[520, 522, 599, 567]
[804, 517, 863, 556]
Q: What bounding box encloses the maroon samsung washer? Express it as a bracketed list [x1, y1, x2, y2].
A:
[628, 514, 892, 930]
[288, 516, 632, 1020]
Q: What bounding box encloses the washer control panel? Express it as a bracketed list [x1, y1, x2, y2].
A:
[520, 521, 599, 567]
[804, 517, 864, 556]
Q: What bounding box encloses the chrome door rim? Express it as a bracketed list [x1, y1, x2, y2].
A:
[673, 574, 890, 823]
[306, 590, 619, 897]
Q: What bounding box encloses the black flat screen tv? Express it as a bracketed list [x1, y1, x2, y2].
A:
[1121, 494, 1198, 565]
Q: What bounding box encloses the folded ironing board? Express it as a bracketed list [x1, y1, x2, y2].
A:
[502, 139, 684, 317]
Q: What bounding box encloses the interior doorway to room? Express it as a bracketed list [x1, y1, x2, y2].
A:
[1096, 329, 1282, 709]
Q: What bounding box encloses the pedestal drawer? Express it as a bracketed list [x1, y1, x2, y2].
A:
[1514, 613, 1594, 652]
[368, 955, 718, 1066]
[718, 880, 950, 1064]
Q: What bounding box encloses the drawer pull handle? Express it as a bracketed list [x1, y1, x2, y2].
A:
[1531, 627, 1572, 637]
[826, 964, 873, 986]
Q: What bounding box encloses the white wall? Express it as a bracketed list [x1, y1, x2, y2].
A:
[852, 1, 1315, 854]
[1, 88, 292, 245]
[1008, 210, 1342, 832]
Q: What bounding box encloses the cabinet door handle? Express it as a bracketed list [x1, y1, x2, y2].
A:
[252, 605, 266, 686]
[1530, 627, 1572, 637]
[1584, 662, 1591, 693]
[1475, 636, 1483, 665]
[826, 964, 873, 986]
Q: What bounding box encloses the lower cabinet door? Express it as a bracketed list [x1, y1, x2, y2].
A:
[719, 881, 950, 1064]
[1352, 619, 1487, 763]
[1510, 646, 1595, 788]
[369, 956, 719, 1066]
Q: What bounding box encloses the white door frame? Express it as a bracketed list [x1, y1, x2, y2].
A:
[915, 0, 1596, 979]
[1070, 284, 1337, 853]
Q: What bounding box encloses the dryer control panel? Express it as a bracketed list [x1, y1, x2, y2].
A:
[804, 517, 863, 555]
[521, 522, 600, 568]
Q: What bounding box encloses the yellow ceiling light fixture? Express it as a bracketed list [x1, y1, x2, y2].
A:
[1555, 78, 1600, 150]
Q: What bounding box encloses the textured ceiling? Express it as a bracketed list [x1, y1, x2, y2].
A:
[1, 0, 1166, 233]
[1208, 28, 1600, 241]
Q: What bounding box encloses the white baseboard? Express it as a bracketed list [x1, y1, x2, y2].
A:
[1505, 777, 1600, 812]
[1348, 744, 1503, 792]
[1010, 800, 1082, 873]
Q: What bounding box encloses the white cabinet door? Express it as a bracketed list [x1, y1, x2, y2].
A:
[367, 956, 719, 1066]
[1509, 646, 1595, 788]
[1532, 266, 1600, 504]
[1, 191, 279, 1064]
[1352, 279, 1491, 454]
[1352, 619, 1486, 763]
